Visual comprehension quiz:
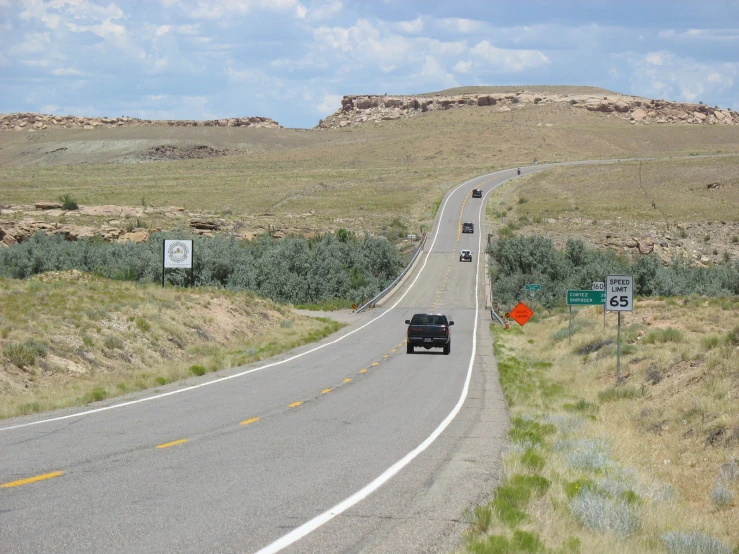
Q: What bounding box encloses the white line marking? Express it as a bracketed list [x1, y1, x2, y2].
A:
[0, 171, 496, 432]
[253, 174, 507, 554]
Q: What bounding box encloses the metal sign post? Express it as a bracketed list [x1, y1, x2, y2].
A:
[606, 275, 634, 384]
[566, 290, 606, 344]
[592, 281, 606, 331]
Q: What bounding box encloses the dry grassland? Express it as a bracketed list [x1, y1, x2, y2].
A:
[2, 103, 738, 238]
[463, 300, 738, 553]
[491, 156, 739, 261]
[0, 271, 343, 419]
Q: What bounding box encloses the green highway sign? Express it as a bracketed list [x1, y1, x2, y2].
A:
[524, 284, 541, 291]
[567, 290, 606, 305]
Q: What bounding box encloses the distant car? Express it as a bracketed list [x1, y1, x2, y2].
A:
[462, 222, 474, 233]
[405, 313, 454, 355]
[472, 188, 482, 198]
[460, 249, 472, 262]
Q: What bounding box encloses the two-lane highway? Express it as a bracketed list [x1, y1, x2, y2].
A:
[0, 167, 531, 553]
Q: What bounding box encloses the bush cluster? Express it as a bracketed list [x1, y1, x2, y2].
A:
[489, 236, 739, 308]
[0, 231, 405, 305]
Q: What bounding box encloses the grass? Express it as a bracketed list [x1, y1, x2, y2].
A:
[0, 274, 347, 419]
[461, 298, 739, 553]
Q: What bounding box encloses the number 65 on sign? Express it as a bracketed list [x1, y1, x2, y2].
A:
[606, 275, 633, 311]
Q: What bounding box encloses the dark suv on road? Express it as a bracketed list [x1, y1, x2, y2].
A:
[462, 222, 474, 233]
[405, 314, 454, 355]
[472, 188, 482, 198]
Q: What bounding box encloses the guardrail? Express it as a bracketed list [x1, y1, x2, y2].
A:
[356, 234, 427, 313]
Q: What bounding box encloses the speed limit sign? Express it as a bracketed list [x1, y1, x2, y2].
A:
[606, 275, 633, 311]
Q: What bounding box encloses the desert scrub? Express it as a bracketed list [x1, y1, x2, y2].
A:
[4, 339, 48, 367]
[661, 530, 733, 554]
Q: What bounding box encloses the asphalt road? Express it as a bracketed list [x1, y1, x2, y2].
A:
[0, 166, 537, 553]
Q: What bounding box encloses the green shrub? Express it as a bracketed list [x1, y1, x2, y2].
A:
[104, 335, 124, 350]
[58, 194, 79, 210]
[598, 386, 642, 402]
[189, 364, 206, 376]
[642, 327, 683, 344]
[4, 340, 48, 367]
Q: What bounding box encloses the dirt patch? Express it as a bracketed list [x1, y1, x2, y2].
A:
[142, 144, 241, 162]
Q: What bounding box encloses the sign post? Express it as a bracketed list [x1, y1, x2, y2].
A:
[566, 290, 606, 344]
[606, 275, 634, 384]
[524, 284, 540, 306]
[163, 239, 194, 287]
[592, 281, 606, 331]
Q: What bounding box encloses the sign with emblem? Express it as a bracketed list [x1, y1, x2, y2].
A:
[164, 240, 193, 269]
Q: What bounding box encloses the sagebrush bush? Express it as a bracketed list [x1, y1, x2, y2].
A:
[661, 530, 732, 554]
[0, 230, 405, 306]
[568, 489, 639, 537]
[3, 340, 48, 367]
[488, 236, 739, 308]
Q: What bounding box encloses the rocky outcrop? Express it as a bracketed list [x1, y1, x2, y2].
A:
[317, 91, 739, 129]
[0, 113, 281, 132]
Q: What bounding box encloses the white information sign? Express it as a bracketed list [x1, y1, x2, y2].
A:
[592, 281, 605, 291]
[606, 275, 633, 311]
[163, 240, 193, 269]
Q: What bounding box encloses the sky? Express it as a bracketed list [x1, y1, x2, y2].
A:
[1, 0, 738, 129]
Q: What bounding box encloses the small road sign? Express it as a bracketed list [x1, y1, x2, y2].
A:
[510, 302, 534, 326]
[524, 284, 541, 291]
[567, 290, 606, 305]
[592, 281, 605, 291]
[606, 275, 634, 311]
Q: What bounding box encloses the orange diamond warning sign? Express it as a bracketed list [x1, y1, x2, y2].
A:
[509, 302, 534, 326]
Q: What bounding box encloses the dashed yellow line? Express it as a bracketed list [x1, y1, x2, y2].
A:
[321, 388, 332, 394]
[343, 378, 352, 383]
[1, 471, 64, 488]
[157, 439, 188, 449]
[391, 348, 397, 353]
[359, 369, 367, 374]
[240, 417, 260, 426]
[383, 354, 389, 359]
[288, 401, 303, 408]
[371, 362, 380, 367]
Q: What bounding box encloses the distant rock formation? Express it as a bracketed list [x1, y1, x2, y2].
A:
[0, 113, 282, 132]
[317, 91, 739, 129]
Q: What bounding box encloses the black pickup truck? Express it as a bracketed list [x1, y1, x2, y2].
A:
[405, 313, 454, 355]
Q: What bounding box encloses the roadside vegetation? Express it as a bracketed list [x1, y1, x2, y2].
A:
[0, 272, 345, 420]
[488, 236, 739, 309]
[0, 230, 404, 306]
[461, 299, 738, 553]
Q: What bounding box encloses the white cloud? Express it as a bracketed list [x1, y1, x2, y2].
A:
[627, 50, 738, 105]
[172, 0, 307, 20]
[316, 93, 341, 114]
[396, 17, 423, 34]
[51, 67, 84, 76]
[438, 18, 485, 34]
[470, 40, 549, 72]
[453, 60, 472, 74]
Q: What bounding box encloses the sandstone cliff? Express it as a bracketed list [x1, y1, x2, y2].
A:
[317, 91, 738, 129]
[0, 113, 281, 132]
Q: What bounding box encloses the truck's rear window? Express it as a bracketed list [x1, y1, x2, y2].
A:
[410, 314, 448, 325]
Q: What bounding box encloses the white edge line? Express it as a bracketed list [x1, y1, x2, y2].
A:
[253, 174, 511, 554]
[0, 172, 496, 433]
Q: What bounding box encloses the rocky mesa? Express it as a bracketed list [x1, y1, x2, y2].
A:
[317, 90, 739, 129]
[1, 113, 282, 132]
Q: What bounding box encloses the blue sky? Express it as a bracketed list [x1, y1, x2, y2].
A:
[2, 0, 738, 128]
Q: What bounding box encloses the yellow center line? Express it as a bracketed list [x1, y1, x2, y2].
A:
[288, 401, 303, 408]
[391, 348, 397, 353]
[343, 378, 352, 383]
[383, 354, 389, 359]
[1, 471, 64, 488]
[359, 369, 367, 374]
[321, 388, 332, 394]
[156, 438, 188, 449]
[240, 417, 260, 426]
[371, 362, 380, 367]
